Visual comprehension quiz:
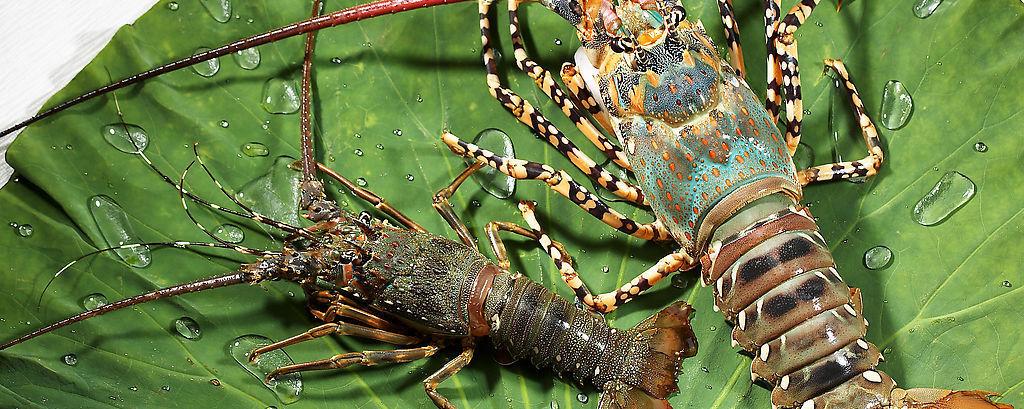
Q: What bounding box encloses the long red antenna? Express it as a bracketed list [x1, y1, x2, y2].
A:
[0, 0, 470, 138]
[0, 272, 253, 350]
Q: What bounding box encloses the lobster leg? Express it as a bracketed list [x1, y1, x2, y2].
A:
[772, 0, 822, 155]
[308, 290, 407, 332]
[505, 0, 632, 170]
[763, 0, 784, 122]
[558, 63, 617, 136]
[443, 131, 671, 241]
[249, 322, 421, 362]
[423, 340, 475, 409]
[477, 0, 646, 205]
[796, 59, 885, 185]
[314, 162, 427, 231]
[717, 0, 746, 78]
[266, 345, 440, 382]
[518, 201, 694, 313]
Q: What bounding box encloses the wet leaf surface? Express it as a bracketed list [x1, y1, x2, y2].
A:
[1, 0, 1021, 407]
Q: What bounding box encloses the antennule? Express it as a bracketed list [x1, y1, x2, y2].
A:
[1, 271, 254, 350]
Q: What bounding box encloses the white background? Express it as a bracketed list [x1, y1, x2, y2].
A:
[0, 1, 157, 186]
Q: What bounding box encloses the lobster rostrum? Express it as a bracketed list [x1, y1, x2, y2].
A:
[438, 1, 1013, 409]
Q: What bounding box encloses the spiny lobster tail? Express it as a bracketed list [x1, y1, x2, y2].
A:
[0, 0, 471, 138]
[626, 301, 698, 399]
[0, 271, 254, 350]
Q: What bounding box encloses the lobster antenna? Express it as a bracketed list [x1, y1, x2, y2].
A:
[1, 271, 255, 350]
[0, 0, 470, 138]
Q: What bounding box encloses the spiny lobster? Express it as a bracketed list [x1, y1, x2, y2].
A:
[0, 5, 698, 406]
[0, 0, 1016, 408]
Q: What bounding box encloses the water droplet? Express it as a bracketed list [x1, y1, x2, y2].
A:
[554, 38, 562, 45]
[550, 401, 559, 409]
[356, 178, 368, 187]
[974, 142, 988, 152]
[468, 129, 516, 199]
[173, 317, 202, 339]
[701, 366, 709, 373]
[81, 293, 109, 310]
[863, 245, 893, 270]
[415, 94, 423, 103]
[9, 221, 17, 229]
[228, 335, 303, 404]
[65, 144, 73, 150]
[200, 0, 231, 23]
[601, 265, 610, 274]
[912, 171, 975, 226]
[354, 133, 362, 139]
[242, 142, 270, 157]
[129, 385, 138, 391]
[62, 353, 78, 366]
[213, 224, 245, 243]
[191, 47, 221, 77]
[815, 21, 823, 27]
[88, 195, 152, 267]
[167, 1, 179, 11]
[670, 273, 692, 288]
[470, 200, 482, 208]
[576, 392, 589, 403]
[210, 378, 222, 387]
[879, 80, 913, 130]
[101, 123, 149, 153]
[261, 78, 301, 114]
[161, 385, 171, 392]
[233, 48, 261, 70]
[375, 144, 384, 150]
[353, 149, 364, 157]
[393, 129, 403, 136]
[219, 120, 230, 128]
[405, 174, 415, 181]
[236, 157, 303, 226]
[1003, 280, 1012, 288]
[709, 325, 717, 332]
[913, 0, 942, 18]
[330, 57, 342, 64]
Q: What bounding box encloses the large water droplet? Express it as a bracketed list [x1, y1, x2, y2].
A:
[167, 2, 179, 11]
[228, 335, 303, 404]
[62, 353, 78, 366]
[174, 317, 202, 340]
[81, 293, 109, 310]
[16, 224, 33, 237]
[356, 177, 368, 187]
[974, 142, 988, 153]
[213, 223, 245, 243]
[200, 0, 232, 23]
[879, 80, 913, 130]
[191, 47, 221, 77]
[863, 245, 893, 270]
[1003, 280, 1013, 288]
[242, 142, 270, 157]
[913, 0, 942, 18]
[261, 78, 300, 114]
[88, 195, 151, 268]
[236, 157, 302, 227]
[102, 123, 149, 153]
[468, 129, 516, 199]
[233, 47, 261, 70]
[912, 171, 975, 226]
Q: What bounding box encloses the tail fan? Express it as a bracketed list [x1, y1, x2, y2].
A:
[600, 301, 697, 409]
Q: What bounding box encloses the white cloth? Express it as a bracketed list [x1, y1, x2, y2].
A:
[0, 1, 157, 187]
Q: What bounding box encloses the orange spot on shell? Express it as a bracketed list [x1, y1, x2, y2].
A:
[685, 153, 694, 162]
[712, 168, 720, 177]
[669, 162, 676, 171]
[702, 174, 709, 182]
[666, 192, 673, 201]
[656, 178, 664, 189]
[735, 155, 745, 164]
[676, 172, 684, 180]
[692, 207, 700, 215]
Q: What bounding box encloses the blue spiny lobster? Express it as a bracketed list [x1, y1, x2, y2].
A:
[0, 0, 1011, 408]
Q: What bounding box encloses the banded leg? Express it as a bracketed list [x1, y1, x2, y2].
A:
[772, 0, 822, 154]
[249, 322, 420, 362]
[423, 340, 475, 409]
[764, 0, 784, 122]
[518, 201, 693, 313]
[477, 0, 646, 205]
[314, 162, 427, 232]
[443, 131, 671, 241]
[266, 345, 439, 382]
[505, 0, 632, 170]
[796, 59, 884, 185]
[432, 159, 573, 265]
[718, 0, 746, 78]
[559, 63, 616, 135]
